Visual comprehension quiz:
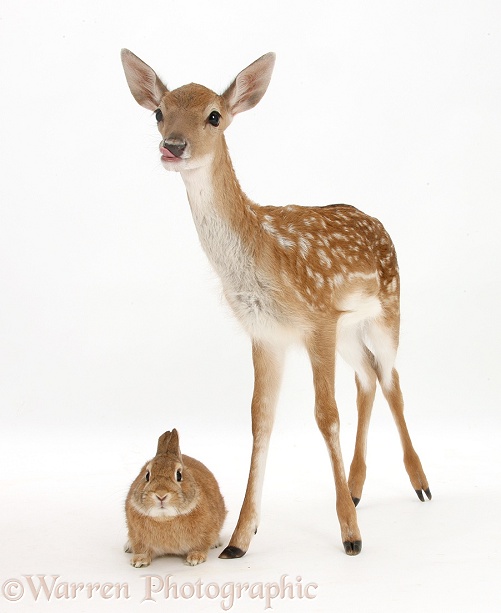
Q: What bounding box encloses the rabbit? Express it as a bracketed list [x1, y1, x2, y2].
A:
[125, 428, 227, 567]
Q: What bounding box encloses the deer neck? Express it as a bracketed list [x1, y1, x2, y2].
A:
[181, 143, 253, 224]
[179, 143, 259, 282]
[178, 143, 294, 340]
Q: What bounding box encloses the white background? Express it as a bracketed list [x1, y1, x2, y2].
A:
[1, 1, 500, 611]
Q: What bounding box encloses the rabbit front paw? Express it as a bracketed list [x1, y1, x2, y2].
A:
[185, 550, 208, 566]
[131, 553, 152, 568]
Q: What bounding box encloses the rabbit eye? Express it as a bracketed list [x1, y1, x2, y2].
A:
[176, 469, 182, 482]
[145, 470, 150, 482]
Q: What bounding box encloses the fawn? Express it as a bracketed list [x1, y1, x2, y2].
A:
[121, 49, 431, 557]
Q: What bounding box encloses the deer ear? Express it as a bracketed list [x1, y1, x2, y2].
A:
[121, 48, 168, 111]
[223, 52, 275, 119]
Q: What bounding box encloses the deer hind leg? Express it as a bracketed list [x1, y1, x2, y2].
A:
[307, 327, 362, 556]
[337, 324, 378, 506]
[219, 340, 284, 559]
[349, 365, 377, 507]
[366, 321, 432, 502]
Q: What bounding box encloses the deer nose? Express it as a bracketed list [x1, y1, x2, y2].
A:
[162, 137, 186, 158]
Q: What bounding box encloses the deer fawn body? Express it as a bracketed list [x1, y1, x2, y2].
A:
[121, 49, 431, 557]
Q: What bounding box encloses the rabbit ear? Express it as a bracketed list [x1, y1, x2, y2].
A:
[156, 428, 181, 459]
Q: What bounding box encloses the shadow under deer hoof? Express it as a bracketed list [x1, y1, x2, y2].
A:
[219, 546, 246, 559]
[343, 540, 362, 556]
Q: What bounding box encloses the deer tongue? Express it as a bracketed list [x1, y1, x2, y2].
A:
[160, 146, 177, 159]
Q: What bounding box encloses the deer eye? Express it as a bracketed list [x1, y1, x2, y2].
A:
[155, 109, 163, 122]
[176, 469, 183, 482]
[145, 470, 150, 482]
[207, 111, 221, 127]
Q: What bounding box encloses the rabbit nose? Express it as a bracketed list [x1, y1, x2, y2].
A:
[156, 494, 167, 502]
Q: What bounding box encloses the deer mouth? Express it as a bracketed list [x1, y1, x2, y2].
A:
[159, 136, 188, 161]
[160, 146, 180, 161]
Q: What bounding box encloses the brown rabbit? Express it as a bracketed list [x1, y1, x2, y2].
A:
[125, 429, 226, 567]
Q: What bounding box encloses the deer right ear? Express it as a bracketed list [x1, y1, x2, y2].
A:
[121, 49, 168, 111]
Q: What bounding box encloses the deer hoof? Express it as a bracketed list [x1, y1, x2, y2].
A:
[415, 488, 432, 502]
[219, 546, 246, 559]
[343, 540, 362, 556]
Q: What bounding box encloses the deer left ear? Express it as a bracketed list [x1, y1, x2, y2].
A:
[222, 52, 276, 119]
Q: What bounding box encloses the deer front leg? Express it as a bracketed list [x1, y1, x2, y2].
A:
[219, 341, 284, 559]
[307, 329, 362, 555]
